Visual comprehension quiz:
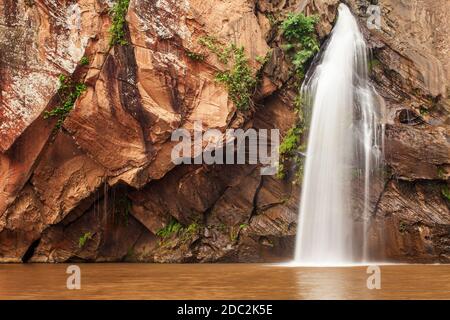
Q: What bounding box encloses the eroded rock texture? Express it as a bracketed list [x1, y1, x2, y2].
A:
[0, 0, 448, 263]
[346, 0, 450, 262]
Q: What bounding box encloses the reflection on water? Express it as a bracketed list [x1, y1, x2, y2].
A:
[0, 264, 450, 300]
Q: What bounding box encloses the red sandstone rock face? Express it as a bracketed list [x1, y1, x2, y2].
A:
[369, 180, 450, 263]
[0, 0, 107, 152]
[385, 124, 450, 180]
[0, 0, 449, 263]
[347, 0, 450, 262]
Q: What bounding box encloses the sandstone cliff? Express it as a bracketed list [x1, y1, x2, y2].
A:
[0, 0, 448, 263]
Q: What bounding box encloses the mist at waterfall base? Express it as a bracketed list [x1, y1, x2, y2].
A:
[291, 4, 385, 267]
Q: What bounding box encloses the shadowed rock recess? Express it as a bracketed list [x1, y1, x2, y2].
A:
[0, 0, 448, 263]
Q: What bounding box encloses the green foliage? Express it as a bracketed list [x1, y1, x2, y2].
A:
[275, 14, 319, 182]
[156, 219, 201, 244]
[279, 127, 302, 156]
[215, 46, 257, 111]
[230, 227, 239, 242]
[185, 222, 199, 235]
[419, 106, 429, 116]
[78, 232, 92, 248]
[230, 223, 248, 242]
[281, 13, 318, 42]
[368, 58, 380, 72]
[399, 221, 408, 234]
[80, 56, 89, 66]
[239, 223, 249, 230]
[198, 36, 232, 64]
[275, 163, 286, 180]
[255, 50, 272, 65]
[185, 50, 205, 62]
[156, 219, 183, 239]
[109, 0, 130, 46]
[199, 37, 257, 111]
[293, 147, 306, 182]
[281, 13, 319, 78]
[44, 75, 87, 130]
[180, 222, 200, 242]
[442, 185, 450, 202]
[255, 55, 266, 64]
[438, 167, 447, 179]
[277, 95, 308, 183]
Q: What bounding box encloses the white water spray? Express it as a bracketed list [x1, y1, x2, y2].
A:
[294, 4, 384, 266]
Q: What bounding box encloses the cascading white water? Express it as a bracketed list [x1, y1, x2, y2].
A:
[294, 4, 384, 266]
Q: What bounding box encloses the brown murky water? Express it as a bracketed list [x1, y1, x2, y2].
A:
[1, 264, 449, 300]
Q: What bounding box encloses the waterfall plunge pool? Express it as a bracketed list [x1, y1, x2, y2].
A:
[1, 263, 449, 299]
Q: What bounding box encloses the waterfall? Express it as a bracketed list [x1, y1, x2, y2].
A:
[294, 4, 384, 266]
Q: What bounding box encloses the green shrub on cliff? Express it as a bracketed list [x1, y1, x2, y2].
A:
[109, 0, 130, 46]
[78, 232, 92, 248]
[276, 13, 319, 182]
[79, 56, 89, 66]
[198, 36, 233, 64]
[156, 220, 201, 245]
[281, 13, 318, 41]
[180, 223, 200, 242]
[279, 127, 302, 156]
[44, 75, 87, 130]
[277, 95, 309, 183]
[398, 221, 408, 233]
[156, 219, 183, 239]
[215, 46, 257, 111]
[185, 49, 205, 62]
[281, 13, 320, 78]
[199, 37, 257, 111]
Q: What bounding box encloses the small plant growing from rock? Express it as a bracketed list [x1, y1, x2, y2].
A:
[437, 167, 447, 179]
[442, 185, 450, 202]
[199, 36, 233, 64]
[79, 56, 89, 66]
[156, 219, 183, 239]
[185, 50, 205, 62]
[277, 95, 308, 183]
[276, 14, 320, 182]
[215, 46, 257, 112]
[109, 0, 130, 46]
[281, 13, 320, 78]
[255, 55, 266, 64]
[230, 223, 249, 242]
[239, 223, 249, 230]
[44, 75, 87, 130]
[180, 222, 200, 242]
[368, 58, 380, 72]
[419, 106, 429, 116]
[199, 37, 258, 111]
[399, 221, 408, 234]
[156, 220, 201, 245]
[78, 232, 92, 248]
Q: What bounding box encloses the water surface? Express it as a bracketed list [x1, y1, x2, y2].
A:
[1, 264, 449, 299]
